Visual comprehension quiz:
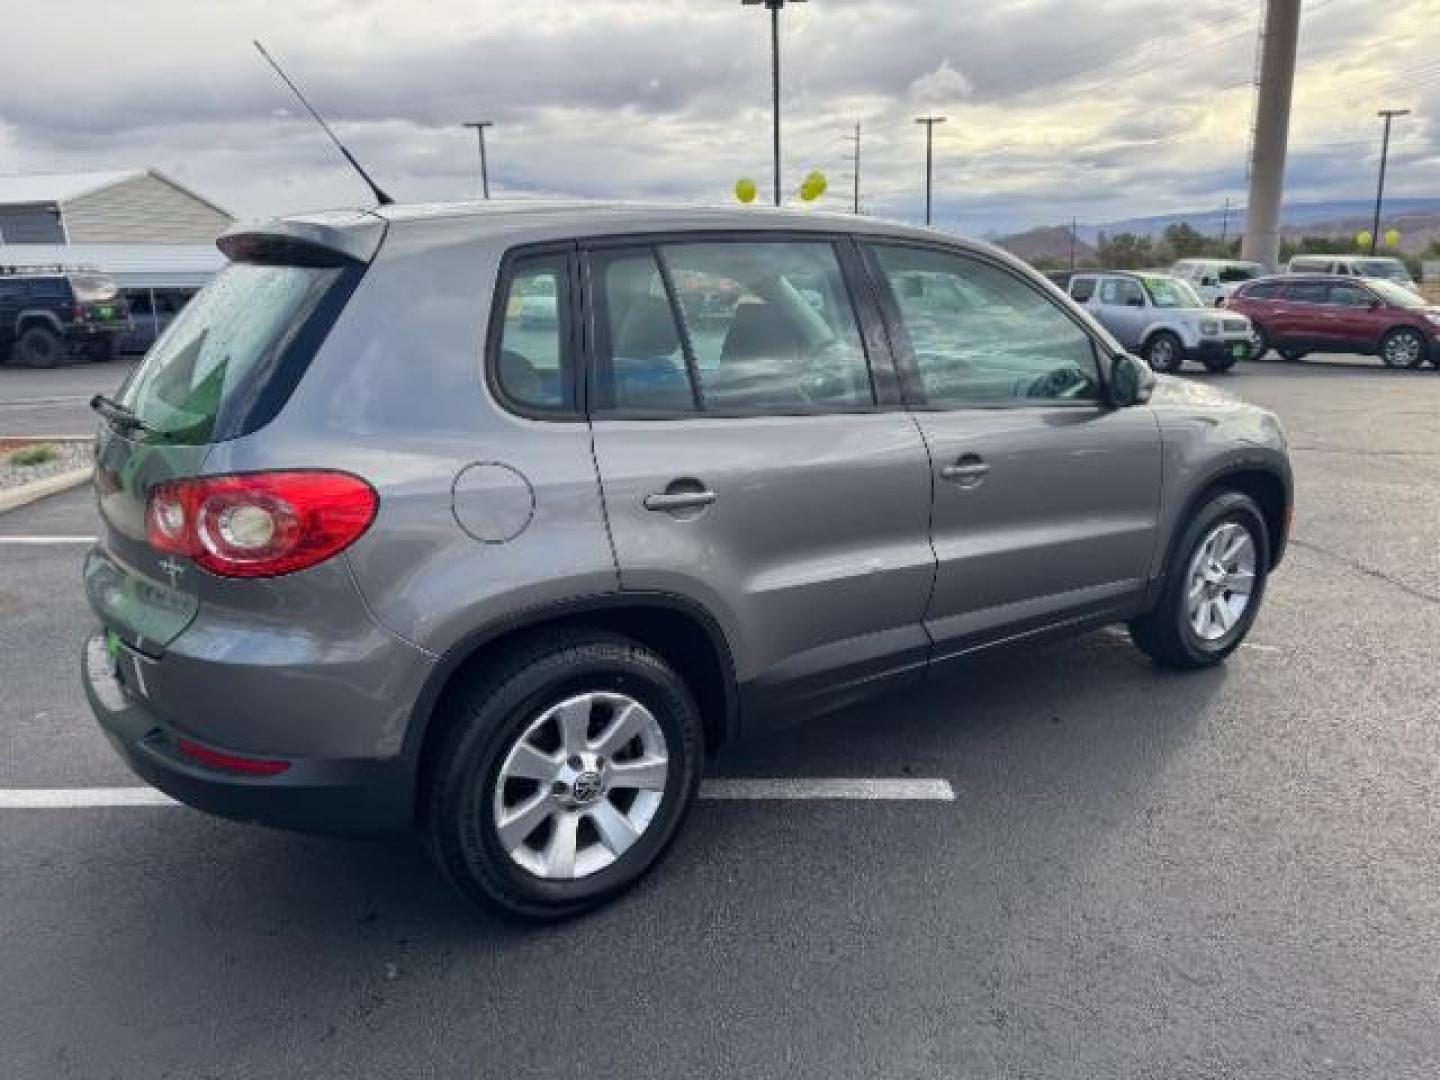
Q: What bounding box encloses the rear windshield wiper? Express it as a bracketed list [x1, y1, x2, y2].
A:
[90, 394, 157, 436]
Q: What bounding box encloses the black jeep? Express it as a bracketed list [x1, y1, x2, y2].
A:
[0, 268, 131, 367]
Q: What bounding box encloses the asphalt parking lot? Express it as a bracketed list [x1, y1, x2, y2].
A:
[2, 356, 1438, 1078]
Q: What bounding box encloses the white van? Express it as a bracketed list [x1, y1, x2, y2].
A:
[1287, 254, 1419, 293]
[1171, 259, 1265, 306]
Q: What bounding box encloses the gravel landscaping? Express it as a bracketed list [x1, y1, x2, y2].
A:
[0, 440, 93, 493]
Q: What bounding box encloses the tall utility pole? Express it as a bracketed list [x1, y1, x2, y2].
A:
[1241, 0, 1302, 271]
[915, 116, 945, 226]
[1220, 197, 1232, 245]
[462, 120, 493, 199]
[1370, 109, 1409, 254]
[742, 0, 806, 207]
[848, 122, 861, 214]
[1070, 216, 1078, 271]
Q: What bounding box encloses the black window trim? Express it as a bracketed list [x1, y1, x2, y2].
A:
[485, 240, 585, 423]
[857, 236, 1116, 413]
[579, 230, 898, 422]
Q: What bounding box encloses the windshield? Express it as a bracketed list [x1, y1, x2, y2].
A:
[1367, 279, 1426, 308]
[117, 262, 347, 444]
[1353, 259, 1412, 283]
[1141, 275, 1202, 309]
[70, 274, 119, 301]
[1218, 263, 1263, 283]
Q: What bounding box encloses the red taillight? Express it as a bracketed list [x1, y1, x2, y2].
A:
[175, 737, 291, 776]
[146, 470, 377, 578]
[73, 302, 85, 321]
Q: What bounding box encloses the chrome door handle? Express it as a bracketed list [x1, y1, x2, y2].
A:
[940, 456, 990, 485]
[644, 489, 716, 512]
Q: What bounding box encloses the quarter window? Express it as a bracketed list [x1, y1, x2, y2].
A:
[591, 240, 874, 415]
[1069, 276, 1097, 302]
[871, 245, 1102, 408]
[493, 253, 573, 414]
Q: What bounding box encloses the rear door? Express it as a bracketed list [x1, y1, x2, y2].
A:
[1276, 279, 1332, 349]
[585, 235, 936, 711]
[864, 242, 1162, 657]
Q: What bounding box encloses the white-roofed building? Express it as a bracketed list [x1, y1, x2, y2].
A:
[0, 168, 233, 245]
[0, 168, 234, 350]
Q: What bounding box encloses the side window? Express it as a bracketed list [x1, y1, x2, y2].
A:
[591, 247, 698, 414]
[125, 290, 152, 317]
[1242, 282, 1278, 300]
[871, 244, 1102, 408]
[30, 280, 68, 300]
[1100, 277, 1145, 307]
[1328, 283, 1371, 307]
[1069, 276, 1096, 302]
[493, 252, 574, 415]
[591, 240, 874, 415]
[1288, 281, 1329, 305]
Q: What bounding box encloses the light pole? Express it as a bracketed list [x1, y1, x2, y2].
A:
[1370, 108, 1409, 254]
[463, 120, 493, 199]
[742, 0, 805, 206]
[915, 116, 945, 226]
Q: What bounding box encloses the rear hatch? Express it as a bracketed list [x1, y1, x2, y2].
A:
[88, 234, 370, 654]
[69, 273, 130, 331]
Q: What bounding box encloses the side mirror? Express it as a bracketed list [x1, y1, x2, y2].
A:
[1109, 352, 1156, 407]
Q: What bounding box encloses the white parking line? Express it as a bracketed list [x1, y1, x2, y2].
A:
[0, 779, 956, 809]
[0, 536, 97, 545]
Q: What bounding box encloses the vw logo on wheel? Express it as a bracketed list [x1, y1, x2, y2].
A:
[571, 771, 604, 803]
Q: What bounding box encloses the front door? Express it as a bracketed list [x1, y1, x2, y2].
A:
[1091, 275, 1151, 350]
[864, 243, 1163, 658]
[585, 236, 936, 712]
[1323, 280, 1386, 353]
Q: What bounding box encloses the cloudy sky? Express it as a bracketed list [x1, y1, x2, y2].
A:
[3, 0, 1438, 234]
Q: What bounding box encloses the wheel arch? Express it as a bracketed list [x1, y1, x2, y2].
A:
[16, 310, 64, 336]
[1141, 323, 1190, 353]
[407, 592, 740, 818]
[1172, 465, 1291, 574]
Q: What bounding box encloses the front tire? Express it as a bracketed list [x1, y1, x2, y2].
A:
[1144, 331, 1185, 374]
[1381, 327, 1427, 370]
[1250, 324, 1271, 360]
[1130, 490, 1270, 669]
[427, 630, 704, 920]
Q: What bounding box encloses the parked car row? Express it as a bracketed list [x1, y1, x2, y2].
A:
[1169, 256, 1419, 308]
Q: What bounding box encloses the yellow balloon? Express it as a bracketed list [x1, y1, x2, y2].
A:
[804, 170, 828, 196]
[1384, 228, 1401, 248]
[735, 177, 757, 204]
[799, 179, 821, 202]
[1356, 230, 1373, 249]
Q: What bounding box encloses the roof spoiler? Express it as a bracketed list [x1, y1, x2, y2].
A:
[217, 211, 387, 267]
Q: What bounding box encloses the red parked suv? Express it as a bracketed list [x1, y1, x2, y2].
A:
[1226, 275, 1440, 369]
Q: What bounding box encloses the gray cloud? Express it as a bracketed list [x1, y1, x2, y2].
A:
[0, 0, 1433, 232]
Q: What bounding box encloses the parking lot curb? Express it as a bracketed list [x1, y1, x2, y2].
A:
[0, 466, 92, 515]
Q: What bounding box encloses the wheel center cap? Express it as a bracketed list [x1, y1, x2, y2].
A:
[571, 770, 604, 804]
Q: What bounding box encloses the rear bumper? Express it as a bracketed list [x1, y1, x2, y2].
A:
[82, 634, 414, 836]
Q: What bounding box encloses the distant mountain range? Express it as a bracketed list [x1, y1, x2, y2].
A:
[1077, 198, 1440, 249]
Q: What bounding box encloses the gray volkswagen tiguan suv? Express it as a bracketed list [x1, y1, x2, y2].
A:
[82, 202, 1291, 918]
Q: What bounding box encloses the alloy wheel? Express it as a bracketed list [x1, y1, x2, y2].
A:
[1185, 521, 1257, 642]
[492, 691, 669, 881]
[1382, 330, 1423, 369]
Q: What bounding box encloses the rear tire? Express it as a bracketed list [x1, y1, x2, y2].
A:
[1144, 331, 1185, 374]
[1201, 354, 1238, 374]
[1277, 347, 1307, 362]
[426, 630, 704, 921]
[13, 326, 64, 368]
[1130, 490, 1270, 670]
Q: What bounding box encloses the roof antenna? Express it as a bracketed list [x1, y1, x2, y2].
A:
[253, 39, 394, 206]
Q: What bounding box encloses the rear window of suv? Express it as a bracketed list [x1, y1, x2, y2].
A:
[116, 261, 357, 444]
